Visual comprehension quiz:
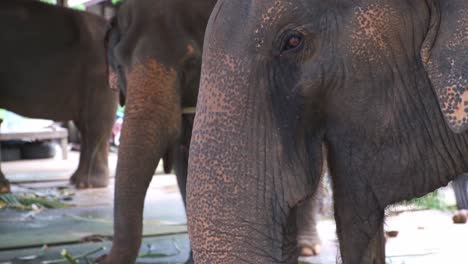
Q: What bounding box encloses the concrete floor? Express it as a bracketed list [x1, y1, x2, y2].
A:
[1, 151, 467, 263]
[301, 209, 468, 264]
[0, 151, 188, 263]
[0, 234, 191, 264]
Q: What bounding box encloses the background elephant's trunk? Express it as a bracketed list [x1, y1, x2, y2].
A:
[109, 59, 181, 261]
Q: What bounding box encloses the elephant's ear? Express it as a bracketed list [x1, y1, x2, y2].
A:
[423, 0, 468, 133]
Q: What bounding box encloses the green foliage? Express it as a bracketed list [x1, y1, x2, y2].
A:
[405, 190, 449, 210]
[38, 247, 105, 264]
[112, 0, 123, 4]
[71, 4, 85, 10]
[0, 193, 73, 210]
[40, 0, 57, 4]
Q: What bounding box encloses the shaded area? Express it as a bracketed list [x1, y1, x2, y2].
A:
[0, 152, 187, 263]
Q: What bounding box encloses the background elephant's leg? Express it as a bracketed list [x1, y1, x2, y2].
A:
[362, 225, 385, 263]
[452, 173, 468, 210]
[173, 146, 188, 205]
[173, 116, 193, 205]
[70, 120, 86, 184]
[0, 167, 10, 193]
[296, 191, 322, 256]
[333, 191, 386, 264]
[0, 119, 9, 193]
[70, 109, 114, 188]
[173, 115, 194, 264]
[173, 148, 193, 264]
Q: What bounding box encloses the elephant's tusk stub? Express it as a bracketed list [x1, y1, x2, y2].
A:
[182, 107, 196, 115]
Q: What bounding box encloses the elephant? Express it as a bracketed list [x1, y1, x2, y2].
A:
[187, 0, 468, 263]
[96, 0, 216, 263]
[0, 0, 118, 193]
[98, 0, 322, 263]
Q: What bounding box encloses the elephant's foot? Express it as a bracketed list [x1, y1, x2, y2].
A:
[299, 243, 321, 256]
[70, 169, 109, 189]
[0, 175, 11, 193]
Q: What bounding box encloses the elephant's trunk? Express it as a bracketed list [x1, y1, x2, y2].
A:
[187, 94, 295, 263]
[187, 49, 323, 263]
[109, 59, 181, 261]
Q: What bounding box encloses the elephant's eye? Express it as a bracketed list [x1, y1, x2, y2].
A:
[281, 31, 304, 53]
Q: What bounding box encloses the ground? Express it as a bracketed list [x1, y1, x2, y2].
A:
[302, 210, 468, 264]
[0, 150, 467, 263]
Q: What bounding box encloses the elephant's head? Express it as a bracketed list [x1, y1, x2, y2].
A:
[188, 0, 468, 263]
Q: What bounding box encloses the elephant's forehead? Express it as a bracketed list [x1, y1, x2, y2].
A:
[258, 0, 293, 25]
[349, 3, 401, 62]
[253, 0, 300, 49]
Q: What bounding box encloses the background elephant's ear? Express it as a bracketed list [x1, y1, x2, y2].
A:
[423, 0, 468, 133]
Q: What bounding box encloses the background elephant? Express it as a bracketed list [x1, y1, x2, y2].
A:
[97, 0, 216, 263]
[0, 0, 118, 192]
[188, 0, 468, 263]
[99, 0, 322, 263]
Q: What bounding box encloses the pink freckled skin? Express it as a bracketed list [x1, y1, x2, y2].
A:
[424, 3, 468, 132]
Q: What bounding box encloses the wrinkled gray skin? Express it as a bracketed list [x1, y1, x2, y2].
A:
[0, 0, 118, 192]
[99, 1, 321, 263]
[188, 0, 468, 263]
